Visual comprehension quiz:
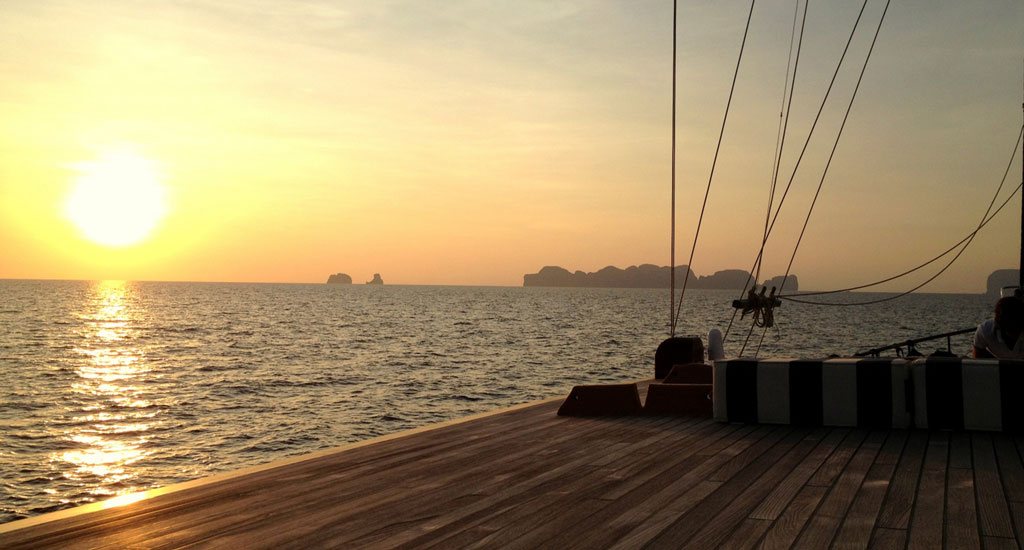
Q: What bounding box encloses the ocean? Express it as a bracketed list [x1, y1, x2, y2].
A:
[0, 279, 993, 523]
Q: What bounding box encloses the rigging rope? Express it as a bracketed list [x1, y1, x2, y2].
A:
[727, 0, 806, 348]
[671, 0, 757, 335]
[709, 3, 1021, 356]
[745, 0, 870, 286]
[724, 0, 870, 345]
[754, 0, 888, 356]
[757, 0, 805, 287]
[780, 124, 1024, 301]
[777, 0, 892, 297]
[781, 125, 1024, 307]
[739, 317, 758, 356]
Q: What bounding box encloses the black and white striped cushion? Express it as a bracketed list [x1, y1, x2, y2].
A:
[713, 358, 910, 428]
[910, 357, 1024, 431]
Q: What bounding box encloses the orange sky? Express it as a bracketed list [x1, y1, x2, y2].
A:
[1, 1, 1021, 291]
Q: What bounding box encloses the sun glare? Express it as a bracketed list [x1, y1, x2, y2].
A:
[66, 152, 167, 247]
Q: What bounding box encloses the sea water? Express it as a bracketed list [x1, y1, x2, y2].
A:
[0, 279, 992, 523]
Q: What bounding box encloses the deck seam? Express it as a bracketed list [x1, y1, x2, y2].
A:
[997, 436, 1024, 542]
[786, 429, 864, 548]
[943, 433, 951, 549]
[804, 430, 886, 548]
[866, 430, 912, 550]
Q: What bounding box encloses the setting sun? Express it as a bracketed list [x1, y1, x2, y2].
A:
[65, 152, 166, 247]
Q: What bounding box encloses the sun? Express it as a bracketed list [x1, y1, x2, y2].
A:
[66, 151, 167, 247]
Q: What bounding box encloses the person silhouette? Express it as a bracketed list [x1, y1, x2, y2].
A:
[974, 296, 1024, 359]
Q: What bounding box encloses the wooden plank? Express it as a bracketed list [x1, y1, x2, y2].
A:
[758, 485, 828, 550]
[793, 431, 885, 548]
[407, 420, 738, 550]
[643, 428, 813, 549]
[129, 416, 617, 549]
[678, 429, 822, 550]
[944, 466, 981, 549]
[949, 431, 973, 469]
[597, 419, 732, 499]
[109, 424, 603, 549]
[807, 429, 869, 487]
[830, 461, 896, 549]
[708, 425, 788, 481]
[563, 425, 765, 550]
[407, 419, 733, 550]
[877, 429, 927, 530]
[907, 431, 948, 550]
[598, 422, 744, 497]
[868, 527, 906, 550]
[1010, 502, 1024, 549]
[255, 414, 678, 549]
[454, 496, 611, 550]
[689, 422, 763, 458]
[592, 425, 780, 550]
[874, 430, 908, 466]
[716, 518, 773, 548]
[600, 481, 723, 550]
[320, 416, 694, 549]
[826, 430, 906, 549]
[973, 432, 1015, 538]
[750, 428, 846, 521]
[993, 435, 1024, 502]
[984, 536, 1020, 550]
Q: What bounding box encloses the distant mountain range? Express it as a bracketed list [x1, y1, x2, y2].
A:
[523, 265, 798, 291]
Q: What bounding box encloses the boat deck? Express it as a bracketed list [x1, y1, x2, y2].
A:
[2, 382, 1024, 549]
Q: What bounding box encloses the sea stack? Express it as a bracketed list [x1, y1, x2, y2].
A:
[762, 274, 798, 292]
[987, 269, 1020, 297]
[326, 273, 352, 284]
[366, 273, 384, 285]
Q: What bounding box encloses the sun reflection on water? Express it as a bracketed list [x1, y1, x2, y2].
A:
[56, 280, 154, 501]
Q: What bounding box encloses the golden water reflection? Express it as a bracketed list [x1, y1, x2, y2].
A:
[57, 280, 154, 500]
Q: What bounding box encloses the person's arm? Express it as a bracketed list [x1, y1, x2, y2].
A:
[974, 322, 993, 358]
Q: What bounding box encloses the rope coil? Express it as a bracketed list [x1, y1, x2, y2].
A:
[733, 286, 781, 328]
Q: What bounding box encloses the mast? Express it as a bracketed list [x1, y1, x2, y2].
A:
[670, 0, 677, 337]
[1020, 58, 1023, 293]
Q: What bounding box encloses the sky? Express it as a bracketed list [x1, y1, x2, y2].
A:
[0, 0, 1021, 291]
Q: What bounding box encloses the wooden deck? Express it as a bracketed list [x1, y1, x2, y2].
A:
[3, 383, 1024, 549]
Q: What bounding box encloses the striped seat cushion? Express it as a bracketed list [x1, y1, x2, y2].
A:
[910, 357, 1024, 431]
[713, 358, 910, 428]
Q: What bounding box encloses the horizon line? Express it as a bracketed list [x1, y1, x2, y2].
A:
[0, 277, 995, 295]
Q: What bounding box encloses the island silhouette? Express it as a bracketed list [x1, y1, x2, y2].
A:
[987, 269, 1020, 297]
[523, 264, 798, 291]
[326, 273, 352, 284]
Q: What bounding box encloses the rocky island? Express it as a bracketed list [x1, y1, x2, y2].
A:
[366, 273, 384, 285]
[326, 273, 352, 284]
[523, 264, 797, 291]
[987, 269, 1020, 297]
